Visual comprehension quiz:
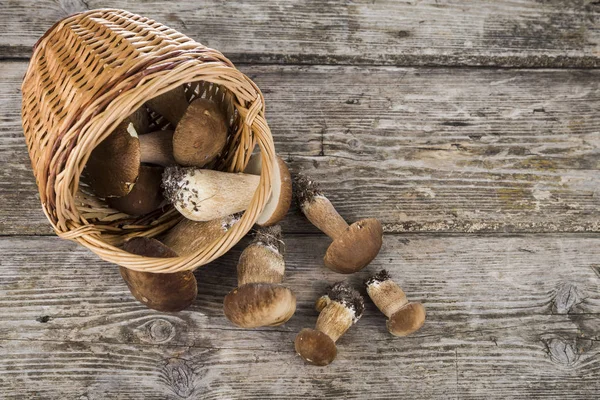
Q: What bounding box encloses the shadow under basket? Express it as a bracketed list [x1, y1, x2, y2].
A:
[21, 9, 276, 273]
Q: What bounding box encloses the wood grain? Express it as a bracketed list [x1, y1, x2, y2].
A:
[2, 62, 599, 235]
[0, 234, 599, 398]
[1, 1, 599, 67]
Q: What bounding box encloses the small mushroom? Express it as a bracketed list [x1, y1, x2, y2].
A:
[146, 86, 190, 126]
[85, 108, 175, 198]
[107, 165, 164, 216]
[244, 153, 292, 226]
[120, 237, 197, 312]
[365, 270, 426, 337]
[295, 282, 364, 366]
[173, 98, 228, 168]
[162, 166, 260, 221]
[223, 226, 296, 328]
[161, 213, 240, 256]
[294, 173, 383, 274]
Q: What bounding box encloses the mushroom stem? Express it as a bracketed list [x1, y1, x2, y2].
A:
[146, 86, 189, 126]
[139, 130, 175, 166]
[366, 273, 408, 318]
[302, 195, 349, 239]
[237, 226, 285, 285]
[315, 301, 353, 342]
[161, 214, 240, 256]
[162, 166, 260, 221]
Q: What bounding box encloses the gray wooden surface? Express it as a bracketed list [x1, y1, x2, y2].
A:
[1, 1, 599, 399]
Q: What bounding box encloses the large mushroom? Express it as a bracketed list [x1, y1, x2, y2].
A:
[244, 153, 292, 226]
[120, 237, 197, 312]
[295, 282, 364, 366]
[294, 173, 383, 274]
[84, 108, 175, 198]
[365, 270, 426, 337]
[162, 166, 260, 221]
[223, 226, 296, 328]
[146, 86, 228, 168]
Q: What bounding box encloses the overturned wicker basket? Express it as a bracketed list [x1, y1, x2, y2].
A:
[21, 9, 275, 273]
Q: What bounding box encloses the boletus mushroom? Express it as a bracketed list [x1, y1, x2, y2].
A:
[147, 85, 229, 168]
[161, 213, 241, 256]
[145, 85, 190, 126]
[294, 173, 383, 274]
[365, 270, 426, 337]
[106, 165, 165, 216]
[85, 108, 175, 198]
[244, 153, 292, 226]
[295, 282, 364, 366]
[162, 166, 260, 221]
[223, 226, 296, 328]
[172, 98, 228, 168]
[120, 237, 197, 312]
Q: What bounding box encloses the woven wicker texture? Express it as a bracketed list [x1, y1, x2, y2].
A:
[21, 9, 275, 273]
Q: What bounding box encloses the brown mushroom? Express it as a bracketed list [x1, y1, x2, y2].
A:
[365, 270, 426, 337]
[120, 237, 197, 312]
[295, 282, 364, 366]
[85, 108, 175, 198]
[244, 153, 292, 226]
[294, 173, 383, 274]
[146, 86, 190, 126]
[173, 98, 228, 168]
[162, 166, 260, 221]
[161, 213, 241, 256]
[223, 226, 296, 328]
[106, 165, 165, 216]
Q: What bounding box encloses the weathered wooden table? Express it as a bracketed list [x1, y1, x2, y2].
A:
[1, 1, 599, 398]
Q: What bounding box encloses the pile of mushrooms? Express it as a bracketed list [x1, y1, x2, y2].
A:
[83, 83, 425, 366]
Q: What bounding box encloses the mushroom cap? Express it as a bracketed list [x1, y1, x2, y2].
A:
[173, 98, 228, 167]
[324, 218, 383, 274]
[121, 237, 197, 312]
[294, 328, 337, 366]
[84, 108, 147, 197]
[107, 165, 164, 216]
[387, 302, 426, 337]
[244, 154, 292, 226]
[223, 283, 296, 328]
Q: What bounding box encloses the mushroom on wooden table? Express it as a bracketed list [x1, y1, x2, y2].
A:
[223, 225, 296, 328]
[365, 270, 426, 337]
[294, 173, 383, 274]
[295, 282, 364, 366]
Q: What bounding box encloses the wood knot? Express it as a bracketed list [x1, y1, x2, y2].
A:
[553, 282, 580, 314]
[134, 319, 176, 344]
[544, 338, 579, 367]
[161, 358, 196, 398]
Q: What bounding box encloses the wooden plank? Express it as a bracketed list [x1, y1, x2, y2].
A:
[1, 1, 599, 67]
[0, 234, 599, 398]
[2, 61, 599, 234]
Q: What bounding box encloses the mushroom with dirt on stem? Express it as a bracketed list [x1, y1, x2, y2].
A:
[295, 282, 364, 366]
[106, 165, 165, 216]
[244, 152, 292, 226]
[294, 173, 383, 274]
[365, 270, 426, 337]
[223, 225, 296, 328]
[162, 166, 260, 222]
[120, 237, 197, 312]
